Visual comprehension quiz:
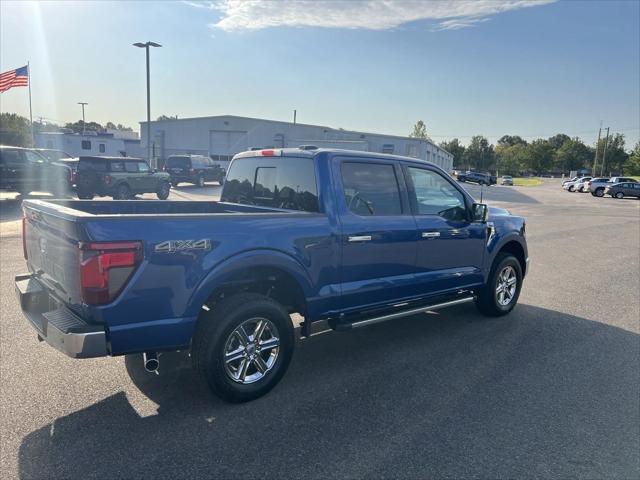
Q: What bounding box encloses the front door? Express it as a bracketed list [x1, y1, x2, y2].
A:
[404, 165, 486, 296]
[334, 157, 418, 313]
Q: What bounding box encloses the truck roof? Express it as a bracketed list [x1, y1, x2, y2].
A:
[233, 147, 440, 170]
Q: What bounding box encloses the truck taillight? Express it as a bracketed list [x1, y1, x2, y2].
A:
[22, 216, 28, 260]
[79, 241, 142, 305]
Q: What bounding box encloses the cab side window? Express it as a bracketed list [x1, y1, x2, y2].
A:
[341, 162, 402, 216]
[406, 167, 467, 221]
[138, 162, 150, 173]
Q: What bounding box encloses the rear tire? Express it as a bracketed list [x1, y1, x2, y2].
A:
[595, 188, 605, 197]
[113, 184, 131, 200]
[475, 253, 523, 317]
[156, 181, 170, 200]
[77, 190, 94, 200]
[192, 293, 295, 403]
[568, 185, 575, 192]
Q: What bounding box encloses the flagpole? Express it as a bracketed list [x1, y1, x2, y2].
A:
[28, 61, 34, 146]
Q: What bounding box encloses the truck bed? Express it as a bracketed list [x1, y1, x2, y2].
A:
[25, 199, 296, 218]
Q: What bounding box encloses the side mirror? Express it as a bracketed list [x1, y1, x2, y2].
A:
[471, 203, 488, 223]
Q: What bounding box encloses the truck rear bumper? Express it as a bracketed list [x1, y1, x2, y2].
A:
[15, 274, 108, 358]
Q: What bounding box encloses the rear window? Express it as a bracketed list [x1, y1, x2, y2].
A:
[222, 156, 319, 212]
[167, 156, 190, 168]
[77, 158, 108, 172]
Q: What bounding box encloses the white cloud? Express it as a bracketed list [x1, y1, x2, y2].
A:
[188, 0, 556, 32]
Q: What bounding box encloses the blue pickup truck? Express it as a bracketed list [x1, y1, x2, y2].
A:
[16, 147, 528, 402]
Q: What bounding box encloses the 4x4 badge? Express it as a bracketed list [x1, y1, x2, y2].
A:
[154, 239, 211, 253]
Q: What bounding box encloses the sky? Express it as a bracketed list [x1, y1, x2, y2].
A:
[1, 0, 639, 148]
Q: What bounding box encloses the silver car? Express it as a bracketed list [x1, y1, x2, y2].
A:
[564, 176, 591, 192]
[501, 175, 514, 186]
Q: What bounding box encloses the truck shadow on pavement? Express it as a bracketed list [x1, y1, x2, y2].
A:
[18, 305, 639, 479]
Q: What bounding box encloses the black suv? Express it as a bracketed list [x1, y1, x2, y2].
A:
[457, 171, 496, 185]
[0, 145, 75, 196]
[75, 156, 171, 200]
[164, 154, 224, 187]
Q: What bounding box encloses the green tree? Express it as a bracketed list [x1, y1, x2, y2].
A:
[409, 120, 428, 140]
[463, 135, 494, 171]
[524, 139, 555, 174]
[0, 113, 31, 147]
[554, 137, 591, 172]
[547, 133, 571, 150]
[439, 138, 465, 167]
[598, 133, 627, 174]
[495, 143, 526, 175]
[64, 120, 104, 133]
[624, 141, 640, 175]
[497, 135, 527, 147]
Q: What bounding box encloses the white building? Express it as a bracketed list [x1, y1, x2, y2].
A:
[140, 115, 453, 172]
[35, 131, 143, 158]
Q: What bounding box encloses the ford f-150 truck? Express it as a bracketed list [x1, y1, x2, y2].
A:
[16, 147, 528, 402]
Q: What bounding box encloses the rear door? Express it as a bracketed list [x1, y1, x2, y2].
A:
[404, 164, 486, 295]
[333, 156, 418, 311]
[166, 156, 190, 180]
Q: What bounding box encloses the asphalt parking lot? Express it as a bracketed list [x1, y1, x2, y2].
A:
[1, 179, 638, 478]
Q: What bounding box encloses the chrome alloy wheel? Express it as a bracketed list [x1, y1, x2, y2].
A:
[223, 317, 280, 384]
[495, 265, 517, 306]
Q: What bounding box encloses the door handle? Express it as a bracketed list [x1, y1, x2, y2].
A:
[348, 235, 372, 242]
[421, 232, 440, 239]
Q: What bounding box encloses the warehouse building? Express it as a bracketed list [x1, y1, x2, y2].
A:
[140, 115, 453, 172]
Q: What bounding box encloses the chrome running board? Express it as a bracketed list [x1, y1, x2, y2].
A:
[334, 296, 475, 331]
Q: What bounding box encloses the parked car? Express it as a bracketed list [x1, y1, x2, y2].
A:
[164, 154, 224, 187]
[563, 176, 591, 192]
[561, 176, 581, 187]
[587, 178, 610, 196]
[591, 176, 638, 197]
[501, 175, 514, 186]
[575, 178, 592, 192]
[16, 147, 528, 403]
[605, 182, 640, 199]
[75, 156, 171, 200]
[457, 171, 495, 185]
[0, 145, 75, 196]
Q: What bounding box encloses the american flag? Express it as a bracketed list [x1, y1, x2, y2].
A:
[0, 65, 29, 93]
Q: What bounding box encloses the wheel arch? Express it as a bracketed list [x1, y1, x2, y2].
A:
[186, 250, 313, 320]
[494, 238, 527, 277]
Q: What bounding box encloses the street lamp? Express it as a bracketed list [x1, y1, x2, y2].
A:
[77, 102, 88, 136]
[133, 41, 162, 168]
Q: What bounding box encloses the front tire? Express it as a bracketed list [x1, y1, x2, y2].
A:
[568, 185, 575, 192]
[615, 192, 624, 199]
[192, 293, 295, 403]
[196, 174, 205, 188]
[475, 253, 523, 317]
[595, 188, 605, 197]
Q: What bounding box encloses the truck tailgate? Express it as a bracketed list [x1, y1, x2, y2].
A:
[23, 203, 84, 307]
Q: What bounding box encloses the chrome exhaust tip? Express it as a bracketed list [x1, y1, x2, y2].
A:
[143, 352, 159, 372]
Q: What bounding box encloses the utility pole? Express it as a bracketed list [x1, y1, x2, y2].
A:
[77, 102, 88, 136]
[293, 110, 297, 125]
[600, 127, 610, 177]
[592, 126, 601, 175]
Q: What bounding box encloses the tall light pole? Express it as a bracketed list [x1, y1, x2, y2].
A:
[77, 102, 88, 136]
[133, 41, 162, 168]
